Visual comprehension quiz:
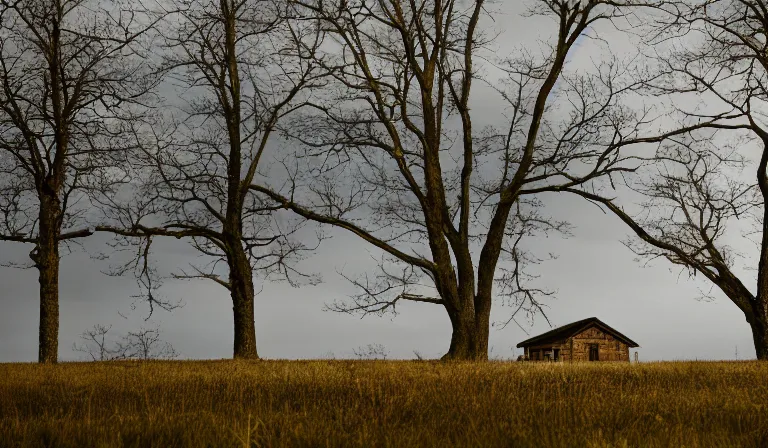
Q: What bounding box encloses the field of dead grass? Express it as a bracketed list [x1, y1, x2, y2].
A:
[0, 360, 767, 447]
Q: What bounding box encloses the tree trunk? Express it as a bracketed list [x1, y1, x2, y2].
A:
[474, 298, 491, 360]
[442, 305, 490, 361]
[751, 323, 768, 361]
[34, 194, 62, 364]
[750, 301, 768, 361]
[228, 244, 258, 359]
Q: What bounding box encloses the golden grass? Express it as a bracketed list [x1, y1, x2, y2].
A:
[1, 360, 767, 447]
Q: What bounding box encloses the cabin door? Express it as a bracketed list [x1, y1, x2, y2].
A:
[588, 344, 599, 361]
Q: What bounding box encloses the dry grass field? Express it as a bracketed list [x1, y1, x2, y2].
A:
[1, 360, 767, 448]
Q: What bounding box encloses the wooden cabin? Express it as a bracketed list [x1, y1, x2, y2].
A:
[516, 317, 639, 362]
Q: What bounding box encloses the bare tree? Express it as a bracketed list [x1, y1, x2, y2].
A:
[251, 0, 693, 360]
[566, 0, 768, 360]
[116, 327, 178, 360]
[74, 324, 178, 361]
[73, 324, 113, 361]
[100, 0, 326, 359]
[0, 0, 160, 363]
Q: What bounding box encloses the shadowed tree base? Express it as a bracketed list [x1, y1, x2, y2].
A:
[751, 317, 768, 361]
[230, 253, 259, 360]
[232, 318, 259, 360]
[441, 314, 490, 361]
[38, 272, 59, 364]
[231, 297, 259, 360]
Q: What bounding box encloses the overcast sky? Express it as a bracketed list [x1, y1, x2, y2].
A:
[0, 1, 759, 362]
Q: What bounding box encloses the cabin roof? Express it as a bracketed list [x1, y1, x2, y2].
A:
[516, 317, 639, 348]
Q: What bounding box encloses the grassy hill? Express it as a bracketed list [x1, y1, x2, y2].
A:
[1, 360, 767, 447]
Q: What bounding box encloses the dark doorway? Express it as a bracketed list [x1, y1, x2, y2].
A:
[589, 344, 599, 361]
[553, 349, 560, 361]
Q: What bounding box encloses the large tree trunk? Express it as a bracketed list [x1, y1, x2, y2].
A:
[750, 301, 768, 361]
[751, 322, 768, 361]
[228, 244, 258, 359]
[442, 302, 490, 361]
[34, 194, 62, 364]
[756, 149, 768, 360]
[474, 296, 491, 360]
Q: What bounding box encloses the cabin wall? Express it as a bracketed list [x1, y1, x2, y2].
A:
[569, 327, 629, 361]
[526, 344, 566, 361]
[522, 326, 631, 362]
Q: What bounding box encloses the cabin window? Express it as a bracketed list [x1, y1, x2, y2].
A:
[589, 344, 599, 361]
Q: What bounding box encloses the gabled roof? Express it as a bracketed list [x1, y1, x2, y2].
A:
[516, 317, 639, 348]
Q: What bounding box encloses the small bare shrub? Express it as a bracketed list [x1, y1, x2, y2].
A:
[352, 344, 389, 360]
[73, 325, 178, 361]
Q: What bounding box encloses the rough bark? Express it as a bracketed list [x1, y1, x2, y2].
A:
[228, 242, 258, 359]
[473, 296, 492, 360]
[755, 257, 768, 360]
[749, 312, 768, 361]
[444, 310, 475, 360]
[34, 194, 62, 364]
[442, 293, 491, 361]
[442, 318, 490, 361]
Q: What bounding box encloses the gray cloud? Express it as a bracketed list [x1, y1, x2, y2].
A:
[0, 1, 757, 363]
[0, 207, 756, 362]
